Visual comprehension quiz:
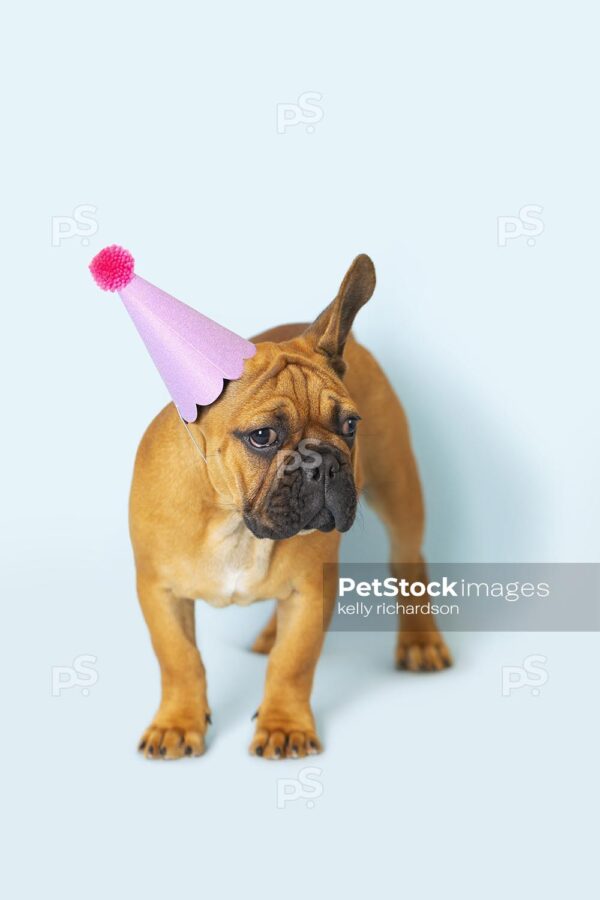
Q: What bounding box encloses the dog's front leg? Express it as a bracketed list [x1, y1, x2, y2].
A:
[250, 574, 335, 760]
[136, 574, 210, 760]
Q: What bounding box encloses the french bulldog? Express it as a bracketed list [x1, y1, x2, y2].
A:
[131, 254, 452, 760]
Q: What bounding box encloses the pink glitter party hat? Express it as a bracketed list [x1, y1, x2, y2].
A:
[89, 245, 256, 422]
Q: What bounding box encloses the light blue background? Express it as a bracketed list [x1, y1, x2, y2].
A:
[2, 2, 598, 898]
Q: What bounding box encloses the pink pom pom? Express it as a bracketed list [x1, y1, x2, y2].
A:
[89, 245, 135, 291]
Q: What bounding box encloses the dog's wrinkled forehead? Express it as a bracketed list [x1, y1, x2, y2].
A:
[236, 352, 350, 431]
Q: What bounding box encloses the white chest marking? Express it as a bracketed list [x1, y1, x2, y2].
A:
[202, 517, 274, 606]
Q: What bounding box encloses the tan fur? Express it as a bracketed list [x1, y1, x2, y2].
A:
[130, 256, 451, 760]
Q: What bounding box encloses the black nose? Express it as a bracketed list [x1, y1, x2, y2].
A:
[307, 450, 340, 483]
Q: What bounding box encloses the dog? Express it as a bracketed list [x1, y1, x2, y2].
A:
[130, 254, 452, 760]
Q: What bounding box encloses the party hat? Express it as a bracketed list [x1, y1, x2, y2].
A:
[89, 245, 256, 422]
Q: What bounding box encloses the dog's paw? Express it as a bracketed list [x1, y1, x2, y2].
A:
[138, 714, 210, 760]
[396, 634, 452, 672]
[250, 724, 322, 760]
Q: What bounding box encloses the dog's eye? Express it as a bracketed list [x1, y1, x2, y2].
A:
[342, 417, 358, 436]
[248, 428, 278, 448]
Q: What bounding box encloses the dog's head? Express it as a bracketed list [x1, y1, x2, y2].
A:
[197, 255, 376, 539]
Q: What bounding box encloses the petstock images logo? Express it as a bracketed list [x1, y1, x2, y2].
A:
[325, 563, 600, 632]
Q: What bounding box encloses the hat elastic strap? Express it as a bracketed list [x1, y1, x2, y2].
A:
[179, 413, 207, 464]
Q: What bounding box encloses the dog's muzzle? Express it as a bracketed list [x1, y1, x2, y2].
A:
[243, 443, 357, 540]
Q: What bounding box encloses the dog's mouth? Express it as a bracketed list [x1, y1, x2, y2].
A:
[243, 510, 335, 540]
[243, 502, 352, 541]
[305, 508, 336, 532]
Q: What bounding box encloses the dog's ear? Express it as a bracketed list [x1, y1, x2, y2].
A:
[303, 254, 376, 376]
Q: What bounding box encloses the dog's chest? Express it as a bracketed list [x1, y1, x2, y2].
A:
[193, 518, 274, 607]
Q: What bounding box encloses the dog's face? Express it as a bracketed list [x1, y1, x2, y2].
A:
[198, 255, 376, 540]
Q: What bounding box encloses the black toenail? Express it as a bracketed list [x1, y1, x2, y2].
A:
[292, 745, 298, 753]
[255, 746, 263, 756]
[274, 747, 282, 757]
[309, 741, 317, 749]
[251, 709, 259, 721]
[160, 747, 166, 756]
[138, 740, 146, 751]
[185, 745, 192, 755]
[148, 746, 154, 755]
[206, 713, 212, 725]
